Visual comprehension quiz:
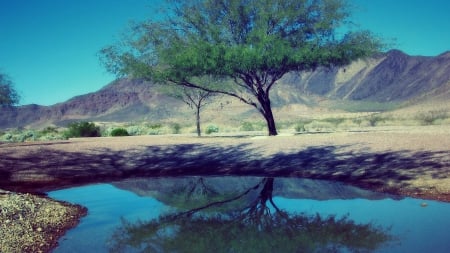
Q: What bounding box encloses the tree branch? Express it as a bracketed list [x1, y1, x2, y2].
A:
[168, 78, 259, 109]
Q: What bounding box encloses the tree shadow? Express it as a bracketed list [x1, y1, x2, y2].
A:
[0, 142, 449, 200]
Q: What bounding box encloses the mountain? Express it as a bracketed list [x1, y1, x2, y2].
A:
[112, 177, 393, 203]
[0, 79, 188, 128]
[1, 50, 449, 129]
[278, 50, 450, 102]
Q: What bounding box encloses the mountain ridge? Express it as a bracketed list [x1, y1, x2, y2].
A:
[1, 49, 449, 129]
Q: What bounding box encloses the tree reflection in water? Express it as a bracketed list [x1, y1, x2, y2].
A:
[109, 178, 393, 253]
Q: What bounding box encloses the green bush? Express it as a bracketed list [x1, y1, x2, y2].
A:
[367, 114, 384, 127]
[416, 110, 448, 125]
[148, 123, 162, 129]
[323, 117, 346, 127]
[110, 128, 129, 136]
[171, 123, 182, 134]
[39, 126, 58, 135]
[205, 125, 219, 134]
[352, 118, 363, 126]
[294, 119, 312, 133]
[294, 123, 306, 133]
[126, 126, 144, 136]
[65, 121, 101, 138]
[240, 122, 254, 131]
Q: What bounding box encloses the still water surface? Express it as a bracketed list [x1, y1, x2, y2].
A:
[48, 177, 450, 253]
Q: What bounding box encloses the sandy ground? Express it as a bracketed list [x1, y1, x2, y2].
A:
[1, 125, 449, 201]
[1, 125, 449, 252]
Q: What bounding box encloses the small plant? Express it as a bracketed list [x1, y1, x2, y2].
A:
[367, 114, 384, 127]
[126, 126, 144, 136]
[205, 124, 219, 134]
[171, 123, 182, 134]
[65, 121, 101, 138]
[294, 123, 306, 133]
[323, 117, 346, 127]
[352, 118, 363, 127]
[294, 118, 312, 133]
[39, 126, 58, 135]
[416, 110, 448, 125]
[240, 122, 254, 131]
[148, 123, 162, 129]
[110, 128, 129, 137]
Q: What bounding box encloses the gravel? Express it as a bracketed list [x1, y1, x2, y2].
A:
[0, 189, 86, 253]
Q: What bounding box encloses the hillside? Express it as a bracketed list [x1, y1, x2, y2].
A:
[1, 49, 449, 129]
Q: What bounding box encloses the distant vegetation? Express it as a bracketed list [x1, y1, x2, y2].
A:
[64, 122, 101, 138]
[0, 110, 449, 143]
[416, 110, 448, 125]
[0, 72, 20, 106]
[110, 128, 129, 137]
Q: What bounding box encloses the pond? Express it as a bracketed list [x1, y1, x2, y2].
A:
[48, 177, 450, 253]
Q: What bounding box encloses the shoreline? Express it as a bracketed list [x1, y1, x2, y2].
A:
[1, 127, 449, 251]
[0, 189, 86, 253]
[1, 127, 449, 201]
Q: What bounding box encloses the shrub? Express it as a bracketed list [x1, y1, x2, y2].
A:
[323, 117, 346, 127]
[110, 128, 129, 136]
[126, 126, 144, 136]
[294, 118, 312, 133]
[367, 114, 384, 127]
[205, 125, 219, 134]
[65, 121, 101, 138]
[294, 123, 306, 133]
[352, 118, 363, 126]
[40, 126, 58, 135]
[171, 123, 182, 134]
[416, 110, 448, 125]
[240, 122, 254, 131]
[148, 123, 162, 129]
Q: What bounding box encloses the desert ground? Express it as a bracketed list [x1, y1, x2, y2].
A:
[1, 125, 449, 201]
[1, 125, 449, 252]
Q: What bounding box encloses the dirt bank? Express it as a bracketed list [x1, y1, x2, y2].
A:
[1, 126, 449, 201]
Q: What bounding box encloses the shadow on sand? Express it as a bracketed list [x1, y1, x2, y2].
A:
[1, 142, 449, 200]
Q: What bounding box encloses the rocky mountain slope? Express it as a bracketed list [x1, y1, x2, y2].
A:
[1, 50, 449, 129]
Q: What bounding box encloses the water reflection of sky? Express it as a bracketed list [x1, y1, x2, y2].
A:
[49, 184, 165, 253]
[48, 178, 450, 253]
[275, 197, 450, 253]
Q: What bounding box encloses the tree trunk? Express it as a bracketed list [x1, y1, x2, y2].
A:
[257, 92, 278, 136]
[264, 108, 278, 136]
[196, 106, 201, 137]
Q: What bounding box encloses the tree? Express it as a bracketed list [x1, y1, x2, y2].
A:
[159, 76, 220, 137]
[0, 73, 20, 106]
[100, 0, 383, 135]
[109, 178, 393, 252]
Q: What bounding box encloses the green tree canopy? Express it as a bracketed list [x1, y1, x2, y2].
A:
[101, 0, 383, 135]
[0, 73, 20, 106]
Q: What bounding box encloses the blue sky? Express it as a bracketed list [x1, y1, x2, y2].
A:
[1, 0, 449, 106]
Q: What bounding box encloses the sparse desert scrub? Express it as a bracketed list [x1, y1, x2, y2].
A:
[322, 117, 346, 127]
[416, 110, 449, 125]
[293, 118, 313, 133]
[205, 124, 220, 134]
[240, 121, 255, 131]
[171, 123, 182, 134]
[64, 121, 101, 138]
[110, 128, 130, 136]
[0, 127, 66, 143]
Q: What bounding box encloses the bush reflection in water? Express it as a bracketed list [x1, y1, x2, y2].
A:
[109, 178, 393, 253]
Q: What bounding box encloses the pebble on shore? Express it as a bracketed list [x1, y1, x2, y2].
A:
[0, 190, 86, 253]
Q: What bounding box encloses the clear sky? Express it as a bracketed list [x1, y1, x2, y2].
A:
[1, 0, 449, 106]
